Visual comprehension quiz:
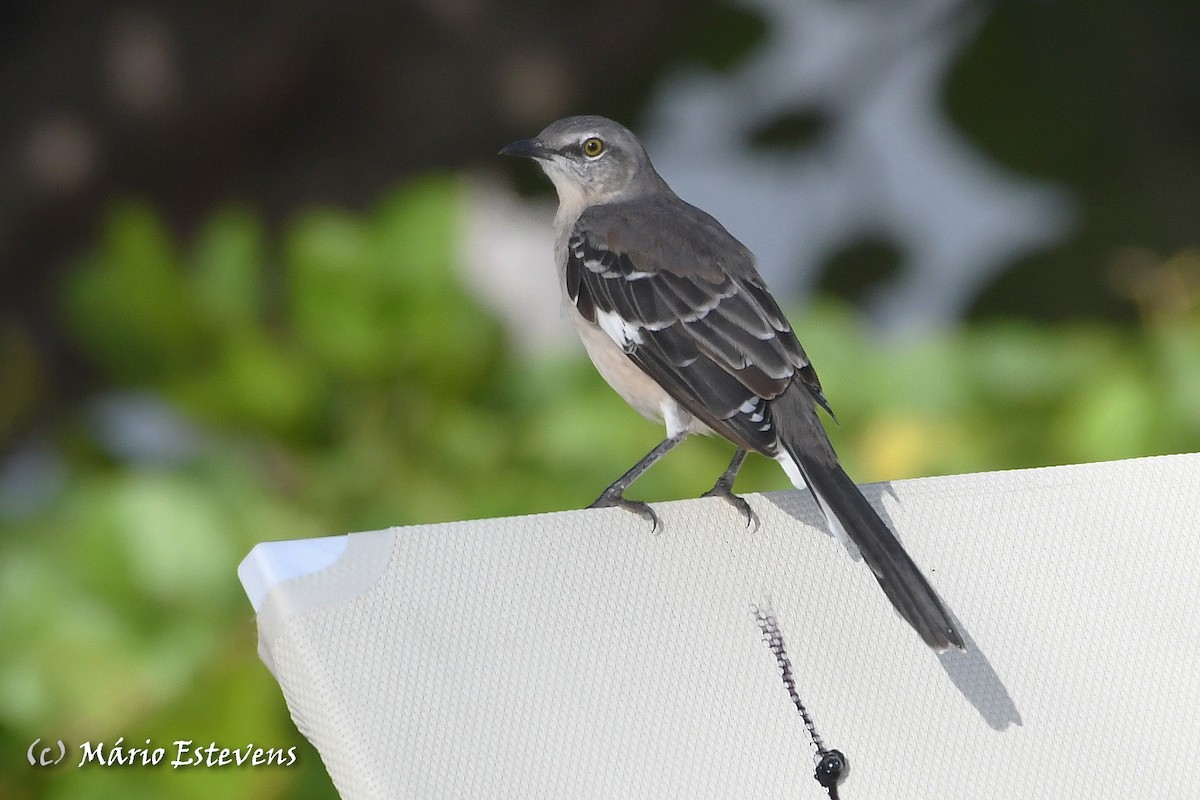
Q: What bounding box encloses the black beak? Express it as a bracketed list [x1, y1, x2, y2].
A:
[499, 138, 552, 160]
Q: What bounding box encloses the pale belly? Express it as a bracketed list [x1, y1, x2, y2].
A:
[571, 310, 714, 439]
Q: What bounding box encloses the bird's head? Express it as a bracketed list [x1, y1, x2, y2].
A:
[500, 115, 661, 209]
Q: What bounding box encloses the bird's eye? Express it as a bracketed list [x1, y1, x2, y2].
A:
[582, 137, 605, 158]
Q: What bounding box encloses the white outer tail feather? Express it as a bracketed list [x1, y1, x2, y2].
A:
[776, 452, 862, 562]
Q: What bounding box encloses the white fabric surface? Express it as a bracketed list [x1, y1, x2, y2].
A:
[240, 535, 348, 612]
[248, 453, 1200, 799]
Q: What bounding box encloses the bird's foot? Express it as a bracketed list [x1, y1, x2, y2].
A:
[589, 491, 661, 533]
[702, 484, 760, 532]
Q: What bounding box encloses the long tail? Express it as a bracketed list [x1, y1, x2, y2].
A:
[775, 400, 964, 652]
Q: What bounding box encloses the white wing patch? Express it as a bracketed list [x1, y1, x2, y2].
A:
[595, 308, 644, 352]
[738, 395, 772, 431]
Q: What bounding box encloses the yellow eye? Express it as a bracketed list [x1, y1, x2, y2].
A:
[582, 137, 605, 157]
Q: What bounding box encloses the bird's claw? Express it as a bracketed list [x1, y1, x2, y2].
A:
[702, 485, 760, 532]
[589, 493, 662, 533]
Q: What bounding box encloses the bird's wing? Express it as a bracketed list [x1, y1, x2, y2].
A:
[567, 201, 830, 453]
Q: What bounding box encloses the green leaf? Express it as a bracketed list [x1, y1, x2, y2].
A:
[61, 203, 203, 379]
[191, 207, 266, 331]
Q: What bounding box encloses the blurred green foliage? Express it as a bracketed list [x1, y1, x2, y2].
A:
[2, 175, 1198, 798]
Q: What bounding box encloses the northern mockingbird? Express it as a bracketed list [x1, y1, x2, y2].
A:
[501, 115, 963, 652]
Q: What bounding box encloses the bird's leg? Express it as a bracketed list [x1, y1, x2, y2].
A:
[590, 433, 687, 532]
[702, 449, 759, 531]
